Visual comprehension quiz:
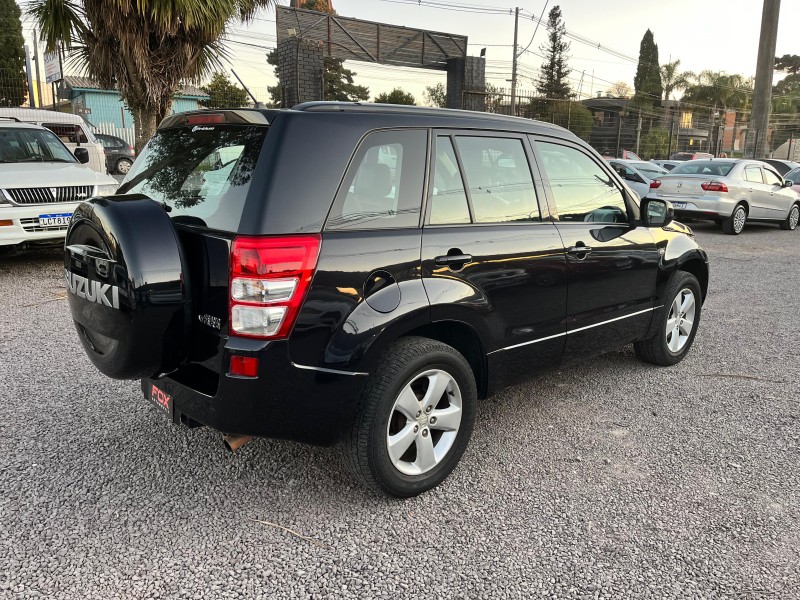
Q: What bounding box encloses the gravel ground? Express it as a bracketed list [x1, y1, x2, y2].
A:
[1, 221, 798, 599]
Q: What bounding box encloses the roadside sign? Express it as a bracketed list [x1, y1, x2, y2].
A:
[44, 52, 62, 84]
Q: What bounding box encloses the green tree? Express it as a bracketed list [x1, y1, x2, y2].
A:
[374, 88, 415, 105]
[200, 72, 250, 108]
[775, 54, 800, 75]
[639, 127, 670, 160]
[0, 0, 28, 107]
[423, 82, 447, 108]
[30, 0, 276, 151]
[266, 50, 369, 105]
[633, 30, 662, 107]
[682, 71, 751, 111]
[660, 59, 692, 103]
[536, 5, 572, 99]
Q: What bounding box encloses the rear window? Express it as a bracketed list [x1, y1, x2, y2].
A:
[118, 125, 267, 232]
[669, 161, 735, 176]
[786, 168, 800, 184]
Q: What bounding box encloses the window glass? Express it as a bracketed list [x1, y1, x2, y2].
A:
[0, 127, 76, 163]
[429, 137, 471, 225]
[763, 168, 782, 186]
[326, 129, 426, 230]
[43, 123, 88, 144]
[744, 166, 764, 183]
[785, 168, 800, 184]
[536, 141, 628, 223]
[670, 161, 735, 176]
[118, 125, 266, 232]
[454, 136, 540, 223]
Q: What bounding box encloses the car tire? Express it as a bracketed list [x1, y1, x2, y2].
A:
[722, 203, 747, 235]
[116, 157, 133, 174]
[634, 271, 702, 367]
[344, 336, 477, 497]
[779, 203, 799, 231]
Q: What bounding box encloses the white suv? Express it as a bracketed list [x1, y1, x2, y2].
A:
[0, 119, 118, 249]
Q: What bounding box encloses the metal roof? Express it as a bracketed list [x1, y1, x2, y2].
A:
[62, 76, 208, 98]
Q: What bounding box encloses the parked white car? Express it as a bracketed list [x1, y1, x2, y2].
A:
[646, 159, 800, 234]
[608, 159, 669, 199]
[0, 107, 107, 174]
[0, 120, 118, 249]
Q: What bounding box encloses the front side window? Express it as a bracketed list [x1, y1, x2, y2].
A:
[326, 129, 427, 230]
[763, 168, 782, 186]
[536, 141, 628, 223]
[453, 136, 540, 223]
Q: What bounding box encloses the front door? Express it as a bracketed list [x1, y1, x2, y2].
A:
[420, 132, 568, 387]
[531, 138, 661, 363]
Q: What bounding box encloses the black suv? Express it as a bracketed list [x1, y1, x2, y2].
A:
[64, 103, 708, 497]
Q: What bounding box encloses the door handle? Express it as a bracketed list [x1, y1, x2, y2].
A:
[566, 245, 592, 255]
[434, 253, 472, 267]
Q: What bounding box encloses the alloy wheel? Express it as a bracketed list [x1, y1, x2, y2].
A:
[790, 206, 799, 230]
[733, 207, 746, 233]
[386, 369, 463, 476]
[666, 288, 696, 353]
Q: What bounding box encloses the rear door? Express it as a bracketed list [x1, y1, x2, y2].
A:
[531, 138, 660, 363]
[420, 132, 568, 385]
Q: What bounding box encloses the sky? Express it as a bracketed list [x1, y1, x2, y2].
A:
[15, 0, 800, 105]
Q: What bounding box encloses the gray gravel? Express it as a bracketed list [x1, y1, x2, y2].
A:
[1, 221, 799, 599]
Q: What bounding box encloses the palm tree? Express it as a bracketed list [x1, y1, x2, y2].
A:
[660, 60, 692, 103]
[29, 0, 276, 151]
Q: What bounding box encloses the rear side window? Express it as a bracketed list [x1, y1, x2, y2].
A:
[536, 141, 628, 223]
[326, 129, 427, 230]
[430, 136, 471, 225]
[43, 123, 88, 144]
[118, 125, 267, 232]
[744, 166, 764, 183]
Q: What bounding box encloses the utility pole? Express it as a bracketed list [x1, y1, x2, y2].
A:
[33, 31, 44, 109]
[24, 45, 36, 108]
[510, 7, 519, 116]
[751, 0, 781, 158]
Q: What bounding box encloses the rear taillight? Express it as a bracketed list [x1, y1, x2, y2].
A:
[229, 235, 321, 339]
[650, 180, 662, 189]
[701, 181, 728, 192]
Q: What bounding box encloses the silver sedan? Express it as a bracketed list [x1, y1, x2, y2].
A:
[646, 159, 800, 234]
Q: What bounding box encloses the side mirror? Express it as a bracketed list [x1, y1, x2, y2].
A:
[782, 179, 794, 188]
[641, 198, 674, 228]
[74, 147, 90, 164]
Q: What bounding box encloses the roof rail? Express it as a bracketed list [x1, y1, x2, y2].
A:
[291, 101, 565, 131]
[0, 116, 21, 122]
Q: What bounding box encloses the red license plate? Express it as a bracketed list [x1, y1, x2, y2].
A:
[148, 383, 173, 419]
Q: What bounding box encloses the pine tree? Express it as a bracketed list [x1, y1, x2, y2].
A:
[536, 5, 572, 99]
[633, 30, 662, 107]
[0, 0, 28, 107]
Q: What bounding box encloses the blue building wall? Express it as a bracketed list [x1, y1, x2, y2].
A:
[73, 90, 207, 129]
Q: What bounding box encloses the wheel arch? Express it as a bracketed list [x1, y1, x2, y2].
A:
[400, 320, 489, 400]
[677, 256, 709, 301]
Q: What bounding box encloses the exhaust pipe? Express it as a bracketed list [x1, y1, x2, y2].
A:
[223, 433, 253, 452]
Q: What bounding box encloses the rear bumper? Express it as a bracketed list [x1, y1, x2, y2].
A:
[141, 337, 368, 446]
[651, 195, 737, 219]
[0, 203, 80, 246]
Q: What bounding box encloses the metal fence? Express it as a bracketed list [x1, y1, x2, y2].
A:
[462, 86, 800, 162]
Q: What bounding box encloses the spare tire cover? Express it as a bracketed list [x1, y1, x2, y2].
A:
[64, 195, 190, 379]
